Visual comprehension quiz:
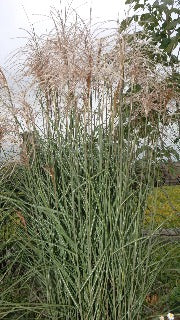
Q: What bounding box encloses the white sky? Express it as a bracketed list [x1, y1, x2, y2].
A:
[0, 0, 126, 67]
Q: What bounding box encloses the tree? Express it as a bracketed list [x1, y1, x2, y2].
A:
[119, 0, 179, 166]
[121, 0, 179, 67]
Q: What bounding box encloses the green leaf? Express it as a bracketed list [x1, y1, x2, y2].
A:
[134, 3, 144, 10]
[164, 0, 175, 4]
[119, 17, 133, 31]
[160, 37, 171, 50]
[140, 13, 152, 21]
[166, 36, 178, 53]
[172, 8, 180, 14]
[166, 20, 179, 31]
[125, 0, 135, 4]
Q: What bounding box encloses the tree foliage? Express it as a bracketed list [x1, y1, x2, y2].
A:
[121, 0, 179, 67]
[119, 0, 180, 162]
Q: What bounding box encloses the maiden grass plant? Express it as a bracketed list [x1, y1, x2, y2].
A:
[0, 7, 178, 320]
[0, 120, 161, 320]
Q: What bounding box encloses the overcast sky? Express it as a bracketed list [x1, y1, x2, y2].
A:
[0, 0, 126, 67]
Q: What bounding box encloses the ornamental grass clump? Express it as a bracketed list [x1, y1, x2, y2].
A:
[0, 7, 179, 320]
